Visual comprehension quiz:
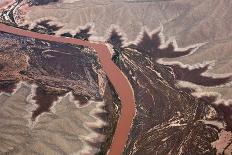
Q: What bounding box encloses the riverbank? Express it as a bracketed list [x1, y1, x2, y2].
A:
[0, 23, 135, 155]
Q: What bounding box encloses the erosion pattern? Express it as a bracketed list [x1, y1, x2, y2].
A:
[0, 31, 120, 154]
[0, 0, 232, 155]
[106, 29, 232, 154]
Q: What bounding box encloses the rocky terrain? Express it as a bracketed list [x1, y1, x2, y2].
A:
[107, 28, 232, 154]
[0, 0, 232, 154]
[0, 31, 120, 154]
[20, 0, 232, 100]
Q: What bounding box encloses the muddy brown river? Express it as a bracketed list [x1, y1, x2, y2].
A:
[0, 23, 135, 155]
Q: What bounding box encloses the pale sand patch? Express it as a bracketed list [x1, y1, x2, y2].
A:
[0, 83, 106, 155]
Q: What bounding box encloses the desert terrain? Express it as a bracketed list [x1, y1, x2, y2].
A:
[0, 0, 231, 154]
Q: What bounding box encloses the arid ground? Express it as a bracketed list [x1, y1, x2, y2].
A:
[0, 0, 231, 154]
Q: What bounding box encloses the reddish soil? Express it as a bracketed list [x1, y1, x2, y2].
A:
[0, 23, 135, 155]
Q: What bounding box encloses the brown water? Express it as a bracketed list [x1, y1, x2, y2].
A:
[0, 23, 135, 155]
